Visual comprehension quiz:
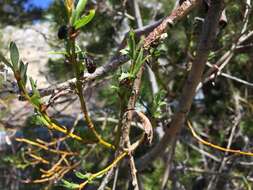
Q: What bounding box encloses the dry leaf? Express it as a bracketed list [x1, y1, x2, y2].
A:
[65, 0, 74, 15]
[134, 111, 153, 144]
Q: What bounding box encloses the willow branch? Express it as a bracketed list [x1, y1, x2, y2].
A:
[136, 0, 224, 171]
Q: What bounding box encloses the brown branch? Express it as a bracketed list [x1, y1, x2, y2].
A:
[35, 54, 129, 97]
[98, 1, 201, 189]
[100, 3, 201, 188]
[143, 0, 200, 48]
[136, 0, 224, 171]
[123, 1, 143, 189]
[98, 1, 199, 189]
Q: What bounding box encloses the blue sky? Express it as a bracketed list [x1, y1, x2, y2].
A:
[28, 0, 52, 9]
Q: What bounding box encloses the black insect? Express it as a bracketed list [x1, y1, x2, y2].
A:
[85, 56, 96, 74]
[57, 25, 69, 40]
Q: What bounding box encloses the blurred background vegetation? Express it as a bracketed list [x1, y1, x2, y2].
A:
[0, 0, 253, 190]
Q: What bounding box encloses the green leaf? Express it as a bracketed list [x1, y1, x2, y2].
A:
[119, 72, 134, 82]
[132, 48, 144, 76]
[136, 37, 144, 52]
[30, 94, 41, 107]
[119, 47, 129, 55]
[75, 172, 91, 179]
[30, 96, 40, 108]
[75, 0, 87, 19]
[151, 90, 167, 119]
[135, 48, 143, 64]
[74, 9, 95, 30]
[20, 61, 28, 86]
[133, 54, 150, 77]
[29, 77, 40, 98]
[0, 52, 12, 69]
[127, 30, 136, 59]
[70, 9, 77, 25]
[9, 42, 19, 71]
[77, 62, 85, 76]
[61, 179, 80, 189]
[30, 114, 46, 126]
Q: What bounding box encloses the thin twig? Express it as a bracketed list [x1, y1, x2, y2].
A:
[187, 121, 253, 157]
[112, 167, 119, 190]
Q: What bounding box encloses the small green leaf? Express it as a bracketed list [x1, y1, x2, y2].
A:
[136, 37, 144, 52]
[151, 90, 167, 119]
[29, 77, 40, 97]
[75, 0, 87, 19]
[20, 61, 28, 86]
[30, 94, 41, 107]
[133, 59, 149, 76]
[61, 179, 80, 189]
[132, 48, 144, 76]
[9, 42, 19, 71]
[75, 172, 91, 179]
[74, 9, 95, 30]
[30, 114, 46, 126]
[119, 72, 134, 82]
[70, 9, 77, 25]
[77, 62, 85, 76]
[0, 52, 12, 69]
[135, 48, 143, 64]
[119, 47, 129, 55]
[127, 30, 136, 59]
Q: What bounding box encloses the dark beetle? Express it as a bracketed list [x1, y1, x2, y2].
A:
[57, 25, 69, 40]
[85, 56, 96, 74]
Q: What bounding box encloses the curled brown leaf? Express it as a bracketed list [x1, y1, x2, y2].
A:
[131, 110, 153, 144]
